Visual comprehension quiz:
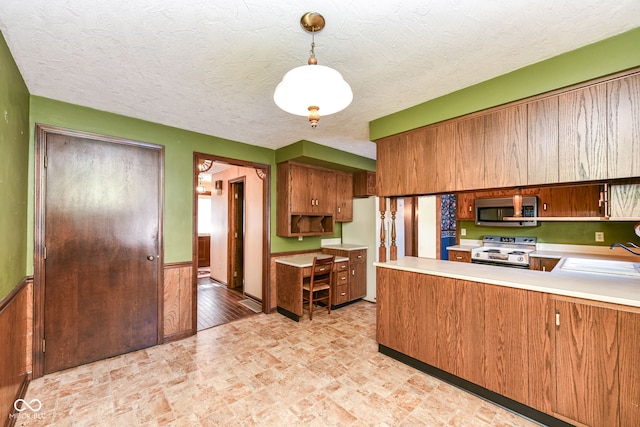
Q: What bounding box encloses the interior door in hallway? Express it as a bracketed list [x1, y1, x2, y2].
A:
[228, 179, 245, 291]
[41, 129, 162, 374]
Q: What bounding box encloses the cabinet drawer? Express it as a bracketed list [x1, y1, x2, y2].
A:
[349, 250, 366, 265]
[448, 250, 471, 263]
[334, 284, 349, 305]
[335, 271, 349, 286]
[335, 261, 349, 272]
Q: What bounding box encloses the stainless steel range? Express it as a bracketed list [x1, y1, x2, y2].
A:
[471, 235, 537, 269]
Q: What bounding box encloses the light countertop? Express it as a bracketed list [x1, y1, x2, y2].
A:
[322, 244, 368, 251]
[276, 253, 349, 268]
[374, 256, 640, 308]
[445, 245, 478, 252]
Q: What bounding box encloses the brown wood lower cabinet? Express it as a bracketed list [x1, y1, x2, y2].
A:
[437, 278, 484, 386]
[447, 249, 471, 262]
[322, 248, 367, 304]
[529, 256, 560, 272]
[376, 266, 640, 427]
[554, 298, 619, 427]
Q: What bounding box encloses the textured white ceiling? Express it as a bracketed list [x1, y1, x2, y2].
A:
[1, 1, 639, 159]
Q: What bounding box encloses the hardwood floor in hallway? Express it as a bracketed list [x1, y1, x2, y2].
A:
[197, 277, 257, 331]
[16, 301, 538, 426]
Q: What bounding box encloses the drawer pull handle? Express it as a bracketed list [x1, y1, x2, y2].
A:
[341, 292, 346, 296]
[357, 255, 362, 259]
[456, 256, 463, 260]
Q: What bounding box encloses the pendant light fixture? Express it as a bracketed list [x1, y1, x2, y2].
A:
[273, 12, 353, 128]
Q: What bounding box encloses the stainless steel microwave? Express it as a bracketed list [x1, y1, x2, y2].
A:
[475, 196, 538, 227]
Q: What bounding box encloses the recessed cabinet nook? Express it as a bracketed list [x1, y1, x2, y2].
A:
[375, 67, 640, 427]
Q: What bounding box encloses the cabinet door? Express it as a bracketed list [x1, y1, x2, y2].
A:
[559, 84, 608, 182]
[456, 192, 475, 220]
[484, 105, 527, 188]
[437, 278, 485, 386]
[537, 185, 602, 217]
[350, 261, 367, 300]
[484, 285, 528, 404]
[335, 171, 353, 222]
[455, 116, 485, 191]
[406, 128, 437, 194]
[288, 163, 312, 213]
[376, 269, 437, 365]
[436, 122, 457, 193]
[619, 309, 640, 426]
[527, 292, 555, 414]
[607, 73, 640, 179]
[555, 299, 619, 427]
[310, 168, 336, 214]
[527, 96, 559, 185]
[375, 134, 406, 196]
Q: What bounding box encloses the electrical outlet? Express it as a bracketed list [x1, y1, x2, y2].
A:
[461, 228, 467, 237]
[595, 232, 605, 242]
[298, 235, 303, 241]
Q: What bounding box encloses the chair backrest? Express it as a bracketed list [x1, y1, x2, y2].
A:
[311, 256, 334, 288]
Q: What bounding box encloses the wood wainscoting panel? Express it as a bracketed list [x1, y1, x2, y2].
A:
[0, 278, 31, 424]
[163, 263, 193, 341]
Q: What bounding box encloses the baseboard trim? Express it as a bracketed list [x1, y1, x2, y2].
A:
[6, 373, 29, 427]
[378, 345, 573, 427]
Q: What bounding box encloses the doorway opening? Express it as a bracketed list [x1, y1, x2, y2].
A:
[194, 153, 269, 331]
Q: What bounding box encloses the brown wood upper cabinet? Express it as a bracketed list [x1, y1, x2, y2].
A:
[374, 68, 640, 196]
[484, 105, 527, 188]
[455, 116, 485, 191]
[375, 128, 437, 196]
[559, 84, 608, 182]
[353, 171, 376, 197]
[607, 73, 640, 179]
[335, 171, 353, 222]
[436, 122, 457, 193]
[527, 96, 559, 185]
[277, 161, 336, 237]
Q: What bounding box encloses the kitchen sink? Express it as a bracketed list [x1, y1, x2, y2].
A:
[560, 257, 640, 277]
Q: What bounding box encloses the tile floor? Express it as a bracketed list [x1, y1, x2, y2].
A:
[16, 301, 539, 427]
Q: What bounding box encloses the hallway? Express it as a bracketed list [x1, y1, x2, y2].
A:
[17, 301, 536, 426]
[197, 276, 257, 331]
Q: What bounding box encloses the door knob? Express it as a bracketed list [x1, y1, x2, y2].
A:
[147, 255, 155, 261]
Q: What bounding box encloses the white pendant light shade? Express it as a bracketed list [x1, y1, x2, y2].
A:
[274, 12, 352, 128]
[274, 64, 353, 117]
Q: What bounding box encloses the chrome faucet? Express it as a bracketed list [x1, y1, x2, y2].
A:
[610, 242, 640, 256]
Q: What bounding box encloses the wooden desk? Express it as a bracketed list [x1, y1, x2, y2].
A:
[276, 253, 349, 321]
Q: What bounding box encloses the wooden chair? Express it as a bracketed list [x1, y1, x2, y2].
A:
[302, 256, 334, 320]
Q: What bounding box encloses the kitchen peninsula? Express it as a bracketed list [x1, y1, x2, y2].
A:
[375, 256, 640, 427]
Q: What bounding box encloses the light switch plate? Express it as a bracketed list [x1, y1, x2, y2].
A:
[595, 232, 604, 242]
[461, 228, 467, 237]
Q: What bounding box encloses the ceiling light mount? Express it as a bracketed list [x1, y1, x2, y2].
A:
[300, 12, 325, 33]
[274, 12, 352, 128]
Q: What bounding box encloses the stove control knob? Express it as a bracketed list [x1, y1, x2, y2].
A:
[518, 256, 524, 262]
[475, 252, 480, 257]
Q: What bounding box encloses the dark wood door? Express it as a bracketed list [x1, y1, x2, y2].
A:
[43, 132, 161, 374]
[228, 180, 244, 290]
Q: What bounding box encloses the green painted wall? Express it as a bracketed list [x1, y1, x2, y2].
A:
[0, 33, 30, 299]
[25, 97, 374, 272]
[459, 221, 637, 247]
[370, 26, 640, 140]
